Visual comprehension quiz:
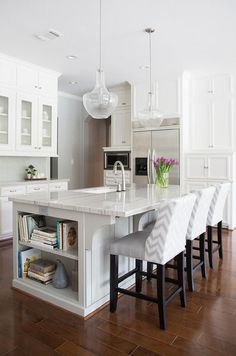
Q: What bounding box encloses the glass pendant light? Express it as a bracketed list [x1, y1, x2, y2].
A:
[138, 28, 162, 121]
[83, 0, 118, 119]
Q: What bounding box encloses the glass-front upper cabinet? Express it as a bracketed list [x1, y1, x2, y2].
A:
[16, 93, 37, 151]
[0, 89, 15, 151]
[38, 97, 57, 154]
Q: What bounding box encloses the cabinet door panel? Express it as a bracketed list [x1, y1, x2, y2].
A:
[190, 77, 211, 98]
[212, 99, 233, 149]
[38, 71, 57, 97]
[212, 74, 232, 96]
[207, 156, 230, 180]
[111, 110, 131, 146]
[38, 97, 57, 154]
[16, 93, 38, 151]
[0, 59, 17, 87]
[17, 65, 38, 92]
[0, 88, 15, 151]
[190, 100, 210, 150]
[185, 156, 207, 179]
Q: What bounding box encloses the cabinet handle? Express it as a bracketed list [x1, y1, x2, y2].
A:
[204, 166, 209, 169]
[38, 86, 42, 90]
[9, 189, 17, 193]
[208, 145, 214, 148]
[34, 146, 37, 149]
[33, 188, 40, 191]
[122, 140, 126, 143]
[38, 147, 41, 150]
[121, 102, 126, 105]
[34, 85, 38, 89]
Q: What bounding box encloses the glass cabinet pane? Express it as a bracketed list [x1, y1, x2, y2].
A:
[0, 95, 9, 144]
[42, 104, 52, 147]
[21, 100, 32, 145]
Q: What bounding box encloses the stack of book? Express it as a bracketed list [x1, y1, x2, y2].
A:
[18, 214, 45, 241]
[31, 227, 57, 250]
[28, 259, 56, 285]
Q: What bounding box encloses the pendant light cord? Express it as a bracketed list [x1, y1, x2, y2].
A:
[149, 31, 152, 96]
[99, 0, 102, 71]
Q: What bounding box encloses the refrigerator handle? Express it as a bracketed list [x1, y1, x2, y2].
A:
[147, 149, 151, 184]
[151, 149, 156, 184]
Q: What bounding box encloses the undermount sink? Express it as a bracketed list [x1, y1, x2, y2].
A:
[79, 186, 117, 194]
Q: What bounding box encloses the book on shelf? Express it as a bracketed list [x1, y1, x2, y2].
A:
[29, 240, 57, 250]
[29, 258, 56, 274]
[31, 233, 57, 244]
[63, 221, 78, 251]
[28, 276, 53, 285]
[33, 227, 57, 238]
[18, 248, 41, 278]
[18, 214, 45, 241]
[56, 220, 64, 250]
[28, 269, 55, 283]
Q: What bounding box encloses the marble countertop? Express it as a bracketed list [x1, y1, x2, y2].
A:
[10, 185, 183, 217]
[0, 179, 69, 187]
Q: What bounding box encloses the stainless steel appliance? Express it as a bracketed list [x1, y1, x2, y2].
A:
[133, 128, 180, 185]
[104, 151, 130, 170]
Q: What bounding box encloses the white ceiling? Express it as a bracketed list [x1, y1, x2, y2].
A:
[0, 0, 236, 96]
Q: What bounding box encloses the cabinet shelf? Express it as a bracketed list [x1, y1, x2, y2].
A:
[21, 116, 32, 120]
[21, 132, 31, 136]
[43, 119, 51, 123]
[0, 113, 8, 117]
[0, 131, 7, 134]
[13, 277, 78, 303]
[19, 241, 78, 261]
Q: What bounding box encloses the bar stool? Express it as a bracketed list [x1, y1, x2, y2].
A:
[185, 186, 215, 291]
[207, 183, 231, 268]
[109, 194, 196, 330]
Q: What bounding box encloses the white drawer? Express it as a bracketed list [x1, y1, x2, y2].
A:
[49, 182, 68, 192]
[27, 184, 49, 193]
[0, 185, 26, 197]
[105, 170, 131, 178]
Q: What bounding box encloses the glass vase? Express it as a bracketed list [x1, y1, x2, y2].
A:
[156, 172, 169, 188]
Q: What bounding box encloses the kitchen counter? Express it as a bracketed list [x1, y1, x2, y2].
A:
[10, 184, 182, 217]
[11, 184, 183, 318]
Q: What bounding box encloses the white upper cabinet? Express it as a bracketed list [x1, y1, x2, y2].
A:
[111, 110, 131, 146]
[0, 58, 17, 88]
[17, 65, 58, 97]
[0, 53, 60, 156]
[0, 88, 15, 151]
[189, 74, 234, 151]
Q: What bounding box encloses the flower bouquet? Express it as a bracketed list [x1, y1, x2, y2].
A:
[153, 157, 178, 188]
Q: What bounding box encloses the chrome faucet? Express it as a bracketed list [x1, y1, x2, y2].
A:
[113, 160, 126, 192]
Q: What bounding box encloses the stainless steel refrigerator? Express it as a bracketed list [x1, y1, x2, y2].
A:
[133, 128, 180, 185]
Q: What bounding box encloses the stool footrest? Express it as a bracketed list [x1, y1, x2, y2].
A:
[118, 268, 137, 283]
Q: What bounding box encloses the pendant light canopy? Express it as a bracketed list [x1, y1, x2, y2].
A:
[83, 0, 118, 119]
[138, 28, 162, 121]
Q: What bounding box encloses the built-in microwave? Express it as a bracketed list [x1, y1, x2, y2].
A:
[104, 151, 130, 170]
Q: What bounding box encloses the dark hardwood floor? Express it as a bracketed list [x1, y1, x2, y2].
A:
[1, 229, 236, 355]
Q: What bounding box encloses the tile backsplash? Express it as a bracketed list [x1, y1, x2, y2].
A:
[0, 157, 50, 182]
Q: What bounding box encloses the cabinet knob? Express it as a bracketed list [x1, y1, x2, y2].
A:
[121, 102, 126, 105]
[122, 140, 126, 143]
[34, 85, 38, 89]
[34, 146, 37, 149]
[38, 86, 42, 90]
[204, 166, 209, 169]
[38, 147, 41, 150]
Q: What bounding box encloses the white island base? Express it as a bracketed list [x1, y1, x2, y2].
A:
[12, 202, 135, 318]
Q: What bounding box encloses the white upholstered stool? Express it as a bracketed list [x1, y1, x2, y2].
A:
[186, 186, 215, 291]
[109, 194, 196, 330]
[207, 183, 231, 268]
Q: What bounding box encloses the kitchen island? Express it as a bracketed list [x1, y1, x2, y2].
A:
[10, 185, 182, 318]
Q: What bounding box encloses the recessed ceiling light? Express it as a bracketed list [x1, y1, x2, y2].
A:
[69, 81, 78, 85]
[66, 55, 78, 60]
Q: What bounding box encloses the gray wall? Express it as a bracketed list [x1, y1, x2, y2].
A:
[57, 93, 84, 189]
[0, 157, 50, 182]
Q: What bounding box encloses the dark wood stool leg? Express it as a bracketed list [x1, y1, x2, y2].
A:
[218, 221, 223, 259]
[200, 232, 207, 278]
[177, 251, 186, 307]
[186, 239, 194, 292]
[156, 264, 166, 330]
[110, 254, 119, 312]
[147, 262, 153, 281]
[207, 225, 213, 268]
[135, 259, 143, 293]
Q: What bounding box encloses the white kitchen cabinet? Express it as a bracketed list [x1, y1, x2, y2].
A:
[17, 64, 57, 98]
[0, 197, 13, 240]
[185, 154, 232, 181]
[189, 74, 234, 151]
[0, 58, 17, 88]
[111, 110, 131, 147]
[38, 97, 57, 155]
[0, 88, 15, 151]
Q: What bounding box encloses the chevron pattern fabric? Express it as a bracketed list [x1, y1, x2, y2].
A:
[186, 186, 216, 241]
[207, 183, 231, 226]
[144, 194, 196, 265]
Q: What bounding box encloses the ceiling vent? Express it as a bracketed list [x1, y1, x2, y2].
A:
[35, 29, 64, 41]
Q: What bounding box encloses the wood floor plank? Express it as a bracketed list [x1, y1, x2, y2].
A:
[1, 229, 236, 355]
